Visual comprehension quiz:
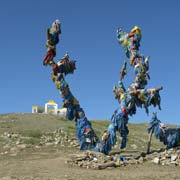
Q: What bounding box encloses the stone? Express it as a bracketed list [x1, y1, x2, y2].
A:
[45, 142, 54, 146]
[138, 156, 144, 163]
[16, 140, 21, 145]
[93, 157, 98, 162]
[11, 134, 19, 138]
[130, 144, 137, 149]
[16, 144, 26, 149]
[171, 155, 178, 161]
[7, 134, 11, 138]
[54, 138, 61, 145]
[161, 156, 166, 160]
[153, 157, 160, 164]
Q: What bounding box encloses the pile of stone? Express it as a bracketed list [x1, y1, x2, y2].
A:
[0, 132, 27, 156]
[0, 129, 79, 156]
[1, 132, 20, 140]
[1, 132, 21, 146]
[150, 148, 180, 166]
[39, 128, 79, 147]
[68, 148, 180, 170]
[1, 129, 79, 148]
[67, 150, 144, 170]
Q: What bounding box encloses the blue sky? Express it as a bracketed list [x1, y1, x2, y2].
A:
[0, 0, 180, 125]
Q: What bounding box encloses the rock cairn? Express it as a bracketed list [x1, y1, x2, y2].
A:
[68, 148, 180, 170]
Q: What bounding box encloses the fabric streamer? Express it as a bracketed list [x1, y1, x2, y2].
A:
[43, 20, 98, 151]
[96, 26, 163, 154]
[147, 113, 180, 149]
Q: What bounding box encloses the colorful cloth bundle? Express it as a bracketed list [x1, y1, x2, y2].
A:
[148, 113, 180, 149]
[43, 20, 97, 151]
[97, 26, 163, 154]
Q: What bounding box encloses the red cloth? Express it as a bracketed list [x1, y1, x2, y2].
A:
[52, 64, 59, 74]
[43, 50, 56, 65]
[121, 107, 127, 118]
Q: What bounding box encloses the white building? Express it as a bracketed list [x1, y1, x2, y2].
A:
[32, 100, 67, 117]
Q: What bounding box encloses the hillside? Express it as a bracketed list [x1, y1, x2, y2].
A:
[0, 113, 179, 180]
[0, 113, 164, 152]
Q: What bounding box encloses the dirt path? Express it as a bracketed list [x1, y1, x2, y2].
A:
[0, 152, 180, 180]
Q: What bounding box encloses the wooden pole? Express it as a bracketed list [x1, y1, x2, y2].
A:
[147, 130, 153, 154]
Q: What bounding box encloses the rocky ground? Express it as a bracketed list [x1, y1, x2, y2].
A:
[0, 148, 180, 180]
[0, 114, 179, 180]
